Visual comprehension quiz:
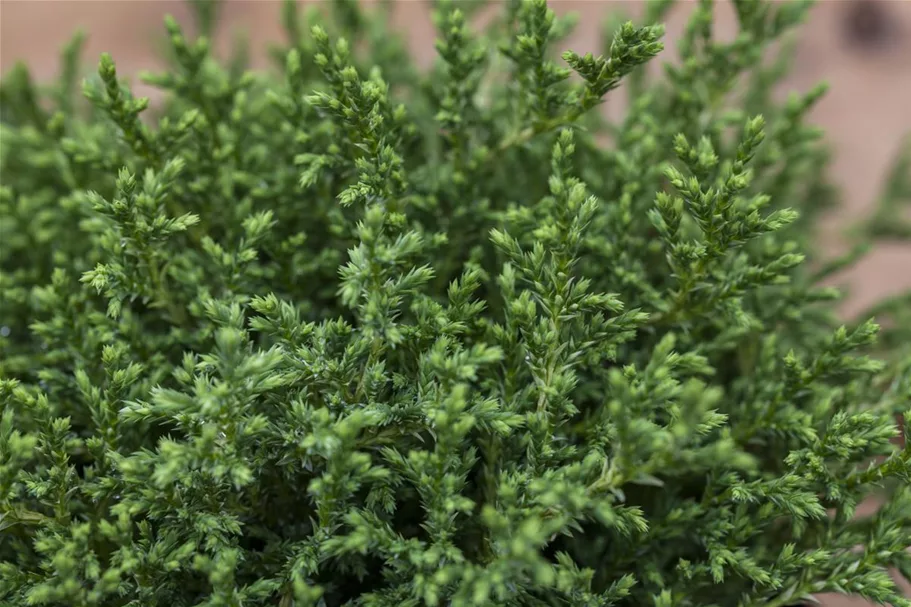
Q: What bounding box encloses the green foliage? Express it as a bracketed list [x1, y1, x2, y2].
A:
[1, 0, 910, 605]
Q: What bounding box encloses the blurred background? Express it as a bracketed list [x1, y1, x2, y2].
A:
[1, 0, 909, 604]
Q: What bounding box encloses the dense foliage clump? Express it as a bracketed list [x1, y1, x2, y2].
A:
[1, 0, 910, 605]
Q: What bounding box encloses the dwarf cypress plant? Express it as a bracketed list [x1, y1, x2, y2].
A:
[1, 0, 910, 605]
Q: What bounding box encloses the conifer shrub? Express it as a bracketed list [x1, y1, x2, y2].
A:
[2, 0, 910, 605]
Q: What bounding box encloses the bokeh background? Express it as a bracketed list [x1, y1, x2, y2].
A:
[1, 0, 909, 604]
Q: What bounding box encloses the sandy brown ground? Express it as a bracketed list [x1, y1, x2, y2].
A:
[1, 0, 909, 604]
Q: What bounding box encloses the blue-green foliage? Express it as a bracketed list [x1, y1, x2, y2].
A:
[1, 0, 910, 605]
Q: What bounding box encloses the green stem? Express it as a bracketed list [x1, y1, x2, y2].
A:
[146, 253, 187, 326]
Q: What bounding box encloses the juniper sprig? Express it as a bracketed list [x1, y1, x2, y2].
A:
[1, 0, 909, 606]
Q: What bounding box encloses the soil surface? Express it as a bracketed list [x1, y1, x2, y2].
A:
[2, 1, 909, 604]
